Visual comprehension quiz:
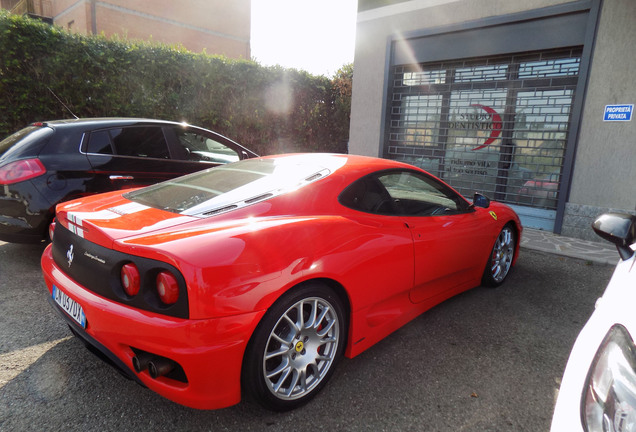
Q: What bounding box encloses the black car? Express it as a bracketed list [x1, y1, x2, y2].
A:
[0, 118, 258, 243]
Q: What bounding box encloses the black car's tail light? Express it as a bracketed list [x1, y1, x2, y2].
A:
[156, 271, 179, 305]
[0, 158, 46, 184]
[121, 263, 141, 297]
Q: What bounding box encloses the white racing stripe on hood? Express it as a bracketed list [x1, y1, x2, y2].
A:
[107, 202, 150, 216]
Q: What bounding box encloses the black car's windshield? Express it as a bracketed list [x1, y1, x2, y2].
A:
[124, 155, 346, 216]
[0, 126, 53, 160]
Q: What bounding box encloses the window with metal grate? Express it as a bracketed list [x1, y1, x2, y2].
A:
[386, 47, 582, 212]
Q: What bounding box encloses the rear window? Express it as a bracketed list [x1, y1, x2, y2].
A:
[111, 127, 169, 159]
[124, 155, 343, 216]
[0, 126, 54, 161]
[86, 130, 114, 154]
[86, 127, 170, 159]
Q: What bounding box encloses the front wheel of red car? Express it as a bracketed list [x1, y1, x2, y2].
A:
[242, 283, 346, 411]
[482, 223, 516, 287]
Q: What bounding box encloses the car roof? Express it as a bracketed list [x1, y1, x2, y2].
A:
[40, 118, 189, 130]
[259, 153, 419, 174]
[264, 153, 437, 180]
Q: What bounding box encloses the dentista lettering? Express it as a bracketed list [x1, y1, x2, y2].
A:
[449, 112, 494, 130]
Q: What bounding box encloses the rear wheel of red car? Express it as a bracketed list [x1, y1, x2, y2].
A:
[482, 224, 516, 287]
[242, 283, 346, 411]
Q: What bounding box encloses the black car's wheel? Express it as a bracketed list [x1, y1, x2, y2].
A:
[242, 283, 346, 411]
[482, 224, 516, 287]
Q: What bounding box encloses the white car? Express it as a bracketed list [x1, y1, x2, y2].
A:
[551, 213, 636, 432]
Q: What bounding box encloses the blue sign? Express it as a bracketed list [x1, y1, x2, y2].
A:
[603, 104, 633, 121]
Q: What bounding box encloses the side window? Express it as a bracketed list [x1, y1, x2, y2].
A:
[87, 130, 113, 154]
[339, 176, 396, 214]
[110, 127, 170, 159]
[175, 130, 239, 164]
[377, 171, 465, 216]
[340, 170, 468, 216]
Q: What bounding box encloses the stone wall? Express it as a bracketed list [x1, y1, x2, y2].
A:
[561, 203, 636, 242]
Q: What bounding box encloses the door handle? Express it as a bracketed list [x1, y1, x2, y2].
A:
[109, 175, 134, 180]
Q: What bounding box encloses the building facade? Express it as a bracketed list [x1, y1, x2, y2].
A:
[350, 0, 635, 240]
[2, 0, 250, 59]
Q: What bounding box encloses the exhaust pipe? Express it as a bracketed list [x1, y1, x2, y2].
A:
[148, 358, 175, 379]
[132, 351, 154, 373]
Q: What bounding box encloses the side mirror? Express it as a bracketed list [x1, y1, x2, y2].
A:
[472, 193, 491, 209]
[592, 213, 636, 261]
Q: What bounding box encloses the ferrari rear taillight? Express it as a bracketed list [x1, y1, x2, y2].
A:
[156, 271, 179, 305]
[0, 158, 46, 184]
[121, 263, 141, 297]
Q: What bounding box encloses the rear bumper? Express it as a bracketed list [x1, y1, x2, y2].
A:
[47, 294, 145, 384]
[0, 180, 52, 243]
[41, 245, 265, 410]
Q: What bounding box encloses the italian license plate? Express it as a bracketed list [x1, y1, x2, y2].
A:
[52, 285, 87, 329]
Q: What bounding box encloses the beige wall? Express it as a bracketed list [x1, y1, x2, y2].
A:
[349, 0, 579, 157]
[53, 0, 90, 33]
[104, 0, 250, 40]
[568, 0, 636, 211]
[51, 0, 250, 59]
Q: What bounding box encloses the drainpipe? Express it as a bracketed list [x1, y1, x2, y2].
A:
[90, 0, 97, 35]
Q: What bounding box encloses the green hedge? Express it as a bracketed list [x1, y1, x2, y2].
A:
[0, 11, 351, 155]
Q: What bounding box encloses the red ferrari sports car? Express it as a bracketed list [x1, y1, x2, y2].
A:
[41, 153, 521, 411]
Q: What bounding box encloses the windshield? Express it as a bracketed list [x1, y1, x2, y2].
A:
[0, 126, 53, 160]
[124, 155, 345, 216]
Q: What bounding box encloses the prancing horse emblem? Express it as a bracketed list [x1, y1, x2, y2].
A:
[67, 244, 74, 267]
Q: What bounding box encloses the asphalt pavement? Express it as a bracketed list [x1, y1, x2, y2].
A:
[0, 229, 619, 431]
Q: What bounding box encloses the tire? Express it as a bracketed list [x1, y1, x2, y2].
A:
[242, 283, 346, 411]
[482, 224, 516, 287]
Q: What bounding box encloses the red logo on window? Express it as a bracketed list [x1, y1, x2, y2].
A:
[471, 104, 502, 150]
